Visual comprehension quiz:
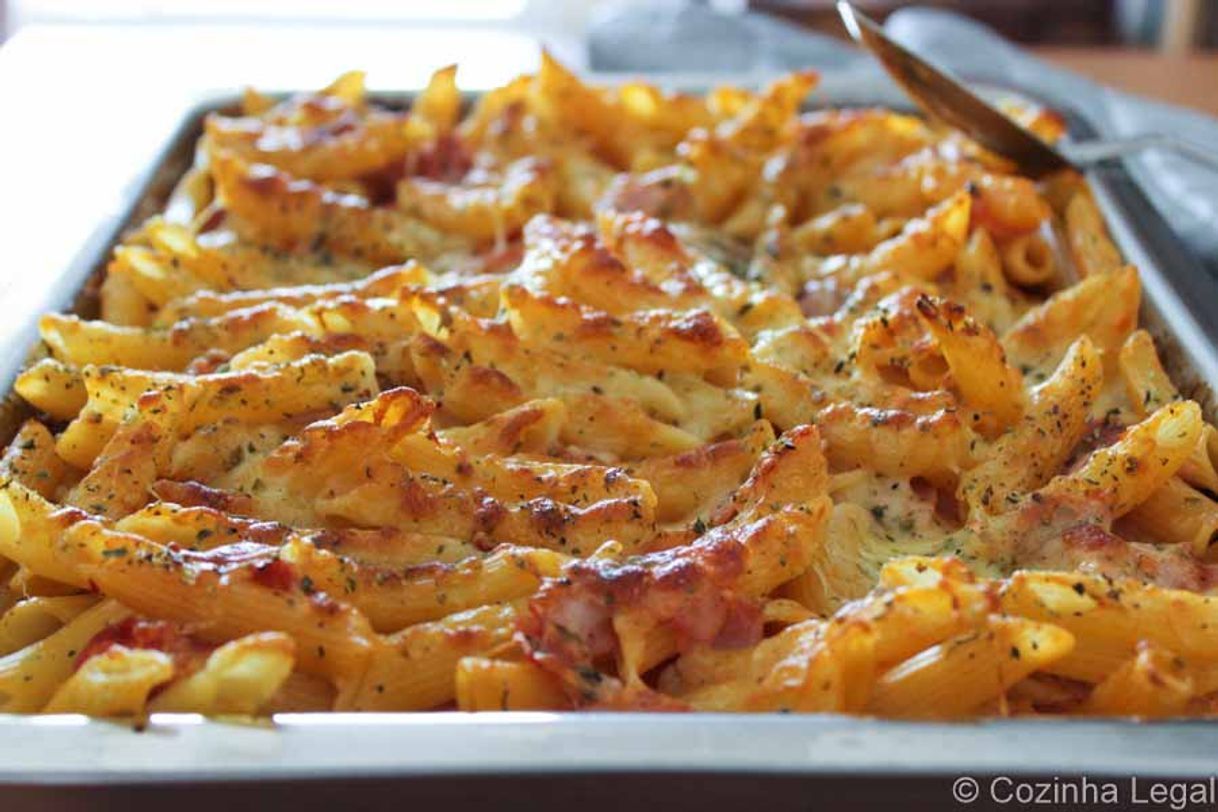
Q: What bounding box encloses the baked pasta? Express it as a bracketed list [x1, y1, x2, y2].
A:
[3, 56, 1217, 718]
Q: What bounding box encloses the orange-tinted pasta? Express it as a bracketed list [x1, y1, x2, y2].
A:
[1, 57, 1215, 719]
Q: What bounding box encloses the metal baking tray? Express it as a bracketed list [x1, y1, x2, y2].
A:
[3, 74, 1218, 809]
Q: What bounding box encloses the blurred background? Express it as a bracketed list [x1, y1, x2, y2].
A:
[1, 1, 1213, 114]
[758, 0, 1217, 47]
[3, 0, 1215, 49]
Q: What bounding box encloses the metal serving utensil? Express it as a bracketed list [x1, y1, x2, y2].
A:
[837, 1, 1218, 178]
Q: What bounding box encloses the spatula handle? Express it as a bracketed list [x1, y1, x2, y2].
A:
[1063, 134, 1218, 173]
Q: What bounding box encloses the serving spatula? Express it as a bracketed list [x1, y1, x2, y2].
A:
[837, 1, 1218, 177]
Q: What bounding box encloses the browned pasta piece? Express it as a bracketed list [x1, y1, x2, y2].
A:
[867, 616, 1074, 719]
[1122, 477, 1218, 555]
[455, 657, 571, 711]
[1000, 232, 1056, 288]
[1082, 642, 1193, 718]
[1065, 190, 1123, 277]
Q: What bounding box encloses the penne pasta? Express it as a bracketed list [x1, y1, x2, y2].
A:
[1082, 642, 1193, 718]
[2, 58, 1215, 722]
[867, 616, 1074, 719]
[455, 657, 571, 711]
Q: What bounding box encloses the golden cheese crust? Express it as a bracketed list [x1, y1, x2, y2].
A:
[3, 58, 1218, 718]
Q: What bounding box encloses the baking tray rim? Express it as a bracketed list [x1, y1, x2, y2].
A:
[3, 76, 1218, 784]
[6, 712, 1218, 783]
